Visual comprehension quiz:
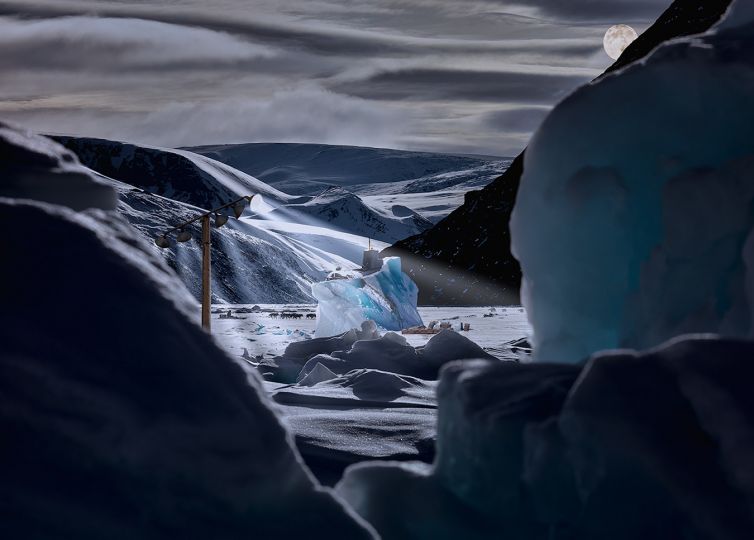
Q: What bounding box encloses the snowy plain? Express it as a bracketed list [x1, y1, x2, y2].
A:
[210, 304, 530, 361]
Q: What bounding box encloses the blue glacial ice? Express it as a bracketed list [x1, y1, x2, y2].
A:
[312, 256, 423, 337]
[510, 1, 754, 363]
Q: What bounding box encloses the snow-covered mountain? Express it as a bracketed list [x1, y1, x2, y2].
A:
[54, 136, 441, 244]
[186, 142, 505, 195]
[113, 178, 383, 304]
[189, 142, 510, 226]
[53, 135, 290, 209]
[270, 187, 433, 242]
[46, 136, 395, 303]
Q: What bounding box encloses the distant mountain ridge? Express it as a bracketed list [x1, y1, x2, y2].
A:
[186, 142, 504, 195]
[53, 136, 438, 244]
[384, 0, 734, 306]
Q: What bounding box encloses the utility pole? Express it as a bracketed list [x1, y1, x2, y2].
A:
[155, 194, 254, 332]
[201, 215, 212, 330]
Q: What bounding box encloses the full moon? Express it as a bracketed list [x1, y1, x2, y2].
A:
[603, 24, 638, 60]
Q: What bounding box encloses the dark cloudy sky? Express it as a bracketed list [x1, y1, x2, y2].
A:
[0, 0, 671, 156]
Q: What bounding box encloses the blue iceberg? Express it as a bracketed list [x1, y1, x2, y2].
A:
[312, 256, 423, 337]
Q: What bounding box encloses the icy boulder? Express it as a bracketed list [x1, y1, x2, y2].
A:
[511, 0, 754, 363]
[338, 335, 754, 539]
[313, 256, 422, 337]
[257, 320, 380, 383]
[298, 330, 494, 381]
[0, 129, 374, 537]
[0, 122, 116, 211]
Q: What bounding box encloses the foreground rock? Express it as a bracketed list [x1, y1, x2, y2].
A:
[338, 336, 754, 539]
[0, 124, 374, 539]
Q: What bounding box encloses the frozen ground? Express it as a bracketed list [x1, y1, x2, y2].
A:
[210, 304, 530, 362]
[208, 303, 530, 485]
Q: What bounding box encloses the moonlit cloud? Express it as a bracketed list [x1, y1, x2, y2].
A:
[0, 0, 670, 156]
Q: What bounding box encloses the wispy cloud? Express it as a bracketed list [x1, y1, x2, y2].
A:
[0, 0, 668, 155]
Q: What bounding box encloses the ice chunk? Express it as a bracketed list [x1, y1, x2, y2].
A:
[338, 335, 754, 539]
[312, 256, 422, 337]
[298, 329, 493, 381]
[297, 362, 338, 386]
[258, 320, 379, 383]
[511, 0, 754, 362]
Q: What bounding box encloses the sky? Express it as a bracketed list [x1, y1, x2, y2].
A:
[0, 0, 672, 156]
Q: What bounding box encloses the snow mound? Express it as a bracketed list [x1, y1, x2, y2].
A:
[313, 256, 423, 337]
[297, 362, 339, 386]
[338, 335, 754, 539]
[272, 369, 438, 485]
[1, 122, 116, 211]
[299, 332, 419, 381]
[298, 328, 493, 381]
[258, 321, 380, 383]
[420, 329, 495, 369]
[511, 0, 754, 362]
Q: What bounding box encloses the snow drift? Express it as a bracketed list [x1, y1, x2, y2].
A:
[1, 123, 116, 211]
[511, 0, 754, 363]
[0, 124, 374, 539]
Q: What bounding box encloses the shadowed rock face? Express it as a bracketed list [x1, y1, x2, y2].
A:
[384, 0, 733, 306]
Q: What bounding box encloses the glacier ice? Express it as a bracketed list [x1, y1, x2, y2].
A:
[312, 256, 423, 337]
[510, 0, 754, 363]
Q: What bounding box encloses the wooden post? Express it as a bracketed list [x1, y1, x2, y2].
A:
[201, 215, 211, 331]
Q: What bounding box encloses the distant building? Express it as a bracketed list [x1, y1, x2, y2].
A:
[360, 248, 383, 273]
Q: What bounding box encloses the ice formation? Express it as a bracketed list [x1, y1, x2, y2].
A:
[0, 125, 374, 538]
[338, 336, 754, 539]
[511, 0, 754, 362]
[312, 256, 423, 337]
